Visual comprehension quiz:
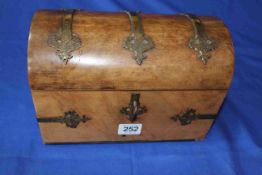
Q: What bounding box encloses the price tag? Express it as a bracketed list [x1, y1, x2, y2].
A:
[118, 124, 142, 135]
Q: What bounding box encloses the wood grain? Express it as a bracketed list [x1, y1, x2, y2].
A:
[28, 10, 234, 143]
[32, 90, 226, 143]
[28, 10, 234, 91]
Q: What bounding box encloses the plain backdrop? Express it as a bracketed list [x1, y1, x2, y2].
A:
[0, 0, 262, 174]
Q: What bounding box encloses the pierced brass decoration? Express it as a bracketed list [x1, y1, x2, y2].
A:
[123, 11, 154, 65]
[184, 14, 216, 64]
[120, 93, 147, 122]
[47, 10, 81, 64]
[171, 108, 216, 126]
[171, 108, 197, 126]
[37, 110, 91, 128]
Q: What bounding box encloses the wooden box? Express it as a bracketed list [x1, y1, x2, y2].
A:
[28, 10, 234, 143]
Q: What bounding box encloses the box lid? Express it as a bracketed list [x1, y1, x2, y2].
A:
[28, 11, 234, 91]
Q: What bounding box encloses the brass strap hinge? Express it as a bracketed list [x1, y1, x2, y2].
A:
[47, 10, 82, 64]
[123, 11, 154, 65]
[184, 14, 216, 64]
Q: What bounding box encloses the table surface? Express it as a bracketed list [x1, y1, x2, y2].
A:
[0, 0, 262, 175]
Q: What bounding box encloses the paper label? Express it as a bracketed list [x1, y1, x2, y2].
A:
[118, 124, 142, 135]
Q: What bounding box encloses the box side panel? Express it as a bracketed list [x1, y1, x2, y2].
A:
[31, 90, 227, 143]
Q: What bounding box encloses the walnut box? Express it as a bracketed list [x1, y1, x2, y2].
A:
[28, 10, 234, 143]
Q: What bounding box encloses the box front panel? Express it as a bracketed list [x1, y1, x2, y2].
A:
[32, 90, 226, 143]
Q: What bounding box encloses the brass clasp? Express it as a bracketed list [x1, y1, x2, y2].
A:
[120, 93, 147, 122]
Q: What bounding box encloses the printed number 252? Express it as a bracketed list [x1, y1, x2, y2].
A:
[123, 126, 138, 132]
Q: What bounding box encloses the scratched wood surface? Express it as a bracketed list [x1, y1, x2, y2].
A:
[28, 10, 234, 91]
[32, 90, 226, 143]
